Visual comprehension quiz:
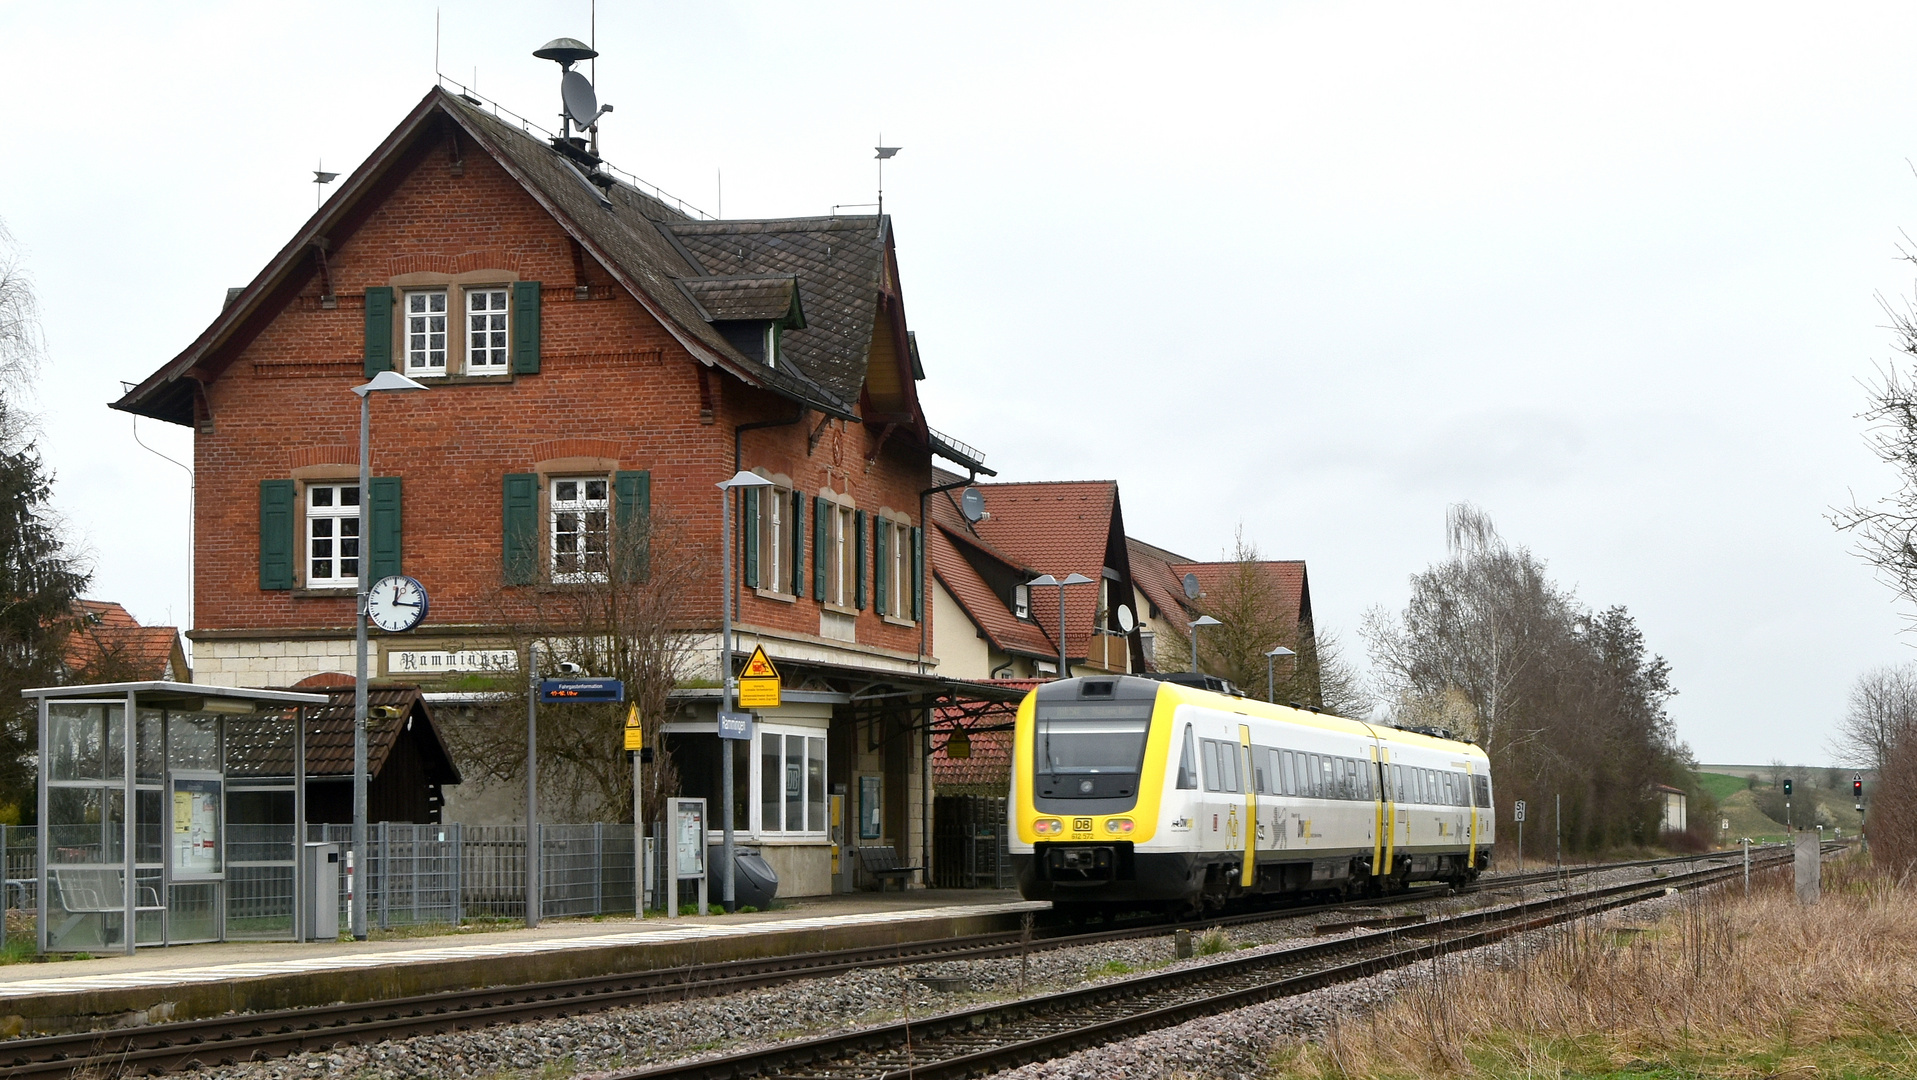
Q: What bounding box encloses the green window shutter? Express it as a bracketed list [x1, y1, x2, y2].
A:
[790, 490, 805, 595]
[259, 479, 295, 590]
[853, 509, 866, 610]
[742, 487, 760, 589]
[512, 281, 542, 374]
[503, 473, 539, 585]
[911, 526, 923, 622]
[364, 287, 393, 377]
[812, 497, 828, 601]
[874, 516, 889, 614]
[368, 476, 402, 582]
[614, 470, 652, 582]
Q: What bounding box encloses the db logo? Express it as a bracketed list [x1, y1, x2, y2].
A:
[1073, 817, 1093, 833]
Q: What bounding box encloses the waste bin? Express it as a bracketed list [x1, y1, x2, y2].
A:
[705, 845, 779, 908]
[303, 842, 339, 941]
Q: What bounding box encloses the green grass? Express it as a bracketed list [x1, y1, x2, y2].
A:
[1283, 1029, 1917, 1079]
[1095, 959, 1135, 976]
[1692, 771, 1752, 802]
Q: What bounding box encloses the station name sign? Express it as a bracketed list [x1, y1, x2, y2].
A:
[539, 678, 625, 704]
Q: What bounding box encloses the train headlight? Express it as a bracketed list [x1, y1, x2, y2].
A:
[1105, 818, 1134, 834]
[1034, 818, 1063, 835]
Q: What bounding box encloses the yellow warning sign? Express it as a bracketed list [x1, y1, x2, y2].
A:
[737, 645, 782, 708]
[741, 646, 780, 680]
[623, 703, 643, 751]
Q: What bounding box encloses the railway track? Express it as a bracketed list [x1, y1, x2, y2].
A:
[602, 849, 1799, 1080]
[0, 845, 1783, 1077]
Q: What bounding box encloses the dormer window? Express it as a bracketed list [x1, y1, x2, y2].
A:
[1014, 583, 1031, 620]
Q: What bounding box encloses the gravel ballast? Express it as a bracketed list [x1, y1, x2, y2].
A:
[179, 861, 1718, 1080]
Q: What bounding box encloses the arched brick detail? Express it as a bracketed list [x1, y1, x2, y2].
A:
[531, 437, 624, 464]
[386, 250, 527, 277]
[290, 445, 356, 469]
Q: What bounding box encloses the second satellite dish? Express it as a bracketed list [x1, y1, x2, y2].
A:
[1182, 573, 1201, 600]
[562, 70, 599, 129]
[960, 488, 986, 523]
[1116, 605, 1136, 633]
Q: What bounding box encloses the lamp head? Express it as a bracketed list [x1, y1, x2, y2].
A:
[1061, 573, 1095, 586]
[717, 470, 776, 490]
[1265, 646, 1296, 658]
[1190, 616, 1222, 629]
[353, 370, 431, 397]
[1028, 574, 1060, 587]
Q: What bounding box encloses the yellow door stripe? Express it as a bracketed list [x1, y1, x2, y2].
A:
[1239, 724, 1256, 889]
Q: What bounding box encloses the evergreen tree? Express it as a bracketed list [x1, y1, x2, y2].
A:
[0, 222, 88, 823]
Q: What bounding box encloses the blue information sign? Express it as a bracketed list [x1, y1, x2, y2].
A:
[718, 709, 754, 741]
[539, 678, 625, 704]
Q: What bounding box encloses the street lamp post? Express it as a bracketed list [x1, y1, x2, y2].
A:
[716, 471, 773, 913]
[350, 370, 428, 941]
[1188, 615, 1221, 676]
[1028, 573, 1095, 678]
[1264, 646, 1295, 703]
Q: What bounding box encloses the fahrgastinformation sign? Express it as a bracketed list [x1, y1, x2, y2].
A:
[540, 677, 625, 704]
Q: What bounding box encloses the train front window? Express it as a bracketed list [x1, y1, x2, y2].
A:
[1034, 703, 1152, 777]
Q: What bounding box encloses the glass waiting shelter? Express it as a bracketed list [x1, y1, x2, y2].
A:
[23, 681, 330, 953]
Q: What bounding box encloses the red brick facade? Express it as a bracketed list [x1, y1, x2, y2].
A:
[165, 100, 933, 672]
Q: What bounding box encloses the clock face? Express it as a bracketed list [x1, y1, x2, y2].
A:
[367, 575, 428, 632]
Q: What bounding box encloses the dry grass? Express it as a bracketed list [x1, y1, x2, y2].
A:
[1278, 853, 1917, 1079]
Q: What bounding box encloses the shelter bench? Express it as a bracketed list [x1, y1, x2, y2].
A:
[856, 845, 923, 891]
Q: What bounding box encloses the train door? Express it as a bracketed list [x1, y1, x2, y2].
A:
[1237, 725, 1256, 888]
[1464, 761, 1478, 868]
[1373, 745, 1390, 879]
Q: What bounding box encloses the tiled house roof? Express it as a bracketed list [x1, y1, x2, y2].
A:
[929, 475, 1139, 667]
[1125, 539, 1312, 632]
[63, 600, 186, 682]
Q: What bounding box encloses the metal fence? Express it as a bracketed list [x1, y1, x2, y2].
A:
[307, 823, 646, 930]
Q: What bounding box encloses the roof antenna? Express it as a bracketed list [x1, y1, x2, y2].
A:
[313, 161, 339, 209]
[534, 36, 613, 161]
[875, 138, 900, 217]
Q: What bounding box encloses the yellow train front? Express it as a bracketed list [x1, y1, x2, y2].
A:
[1009, 675, 1494, 914]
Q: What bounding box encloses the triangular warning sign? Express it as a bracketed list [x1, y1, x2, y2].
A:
[741, 645, 780, 680]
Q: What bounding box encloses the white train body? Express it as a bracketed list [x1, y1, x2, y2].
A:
[1009, 675, 1494, 910]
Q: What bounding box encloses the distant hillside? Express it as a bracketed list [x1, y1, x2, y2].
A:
[1695, 771, 1865, 843]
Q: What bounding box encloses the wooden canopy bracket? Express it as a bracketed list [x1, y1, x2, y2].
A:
[808, 413, 833, 455]
[864, 422, 897, 469]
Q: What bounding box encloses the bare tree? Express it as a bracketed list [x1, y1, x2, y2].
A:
[444, 508, 708, 823]
[1832, 231, 1917, 622]
[0, 220, 43, 394]
[1831, 663, 1917, 774]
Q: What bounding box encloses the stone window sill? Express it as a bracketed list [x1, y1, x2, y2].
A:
[881, 614, 918, 629]
[755, 588, 798, 604]
[405, 372, 514, 387]
[820, 602, 861, 617]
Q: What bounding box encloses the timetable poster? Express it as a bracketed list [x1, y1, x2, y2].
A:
[172, 777, 222, 876]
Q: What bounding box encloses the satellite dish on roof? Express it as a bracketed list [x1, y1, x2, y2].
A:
[561, 70, 599, 129]
[1116, 605, 1135, 633]
[960, 488, 986, 523]
[1182, 573, 1200, 600]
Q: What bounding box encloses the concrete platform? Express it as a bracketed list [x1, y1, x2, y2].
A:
[0, 889, 1045, 1036]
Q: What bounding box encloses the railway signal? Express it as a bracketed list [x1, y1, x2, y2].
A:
[1782, 777, 1792, 797]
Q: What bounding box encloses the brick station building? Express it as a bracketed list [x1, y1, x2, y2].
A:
[112, 85, 1016, 894]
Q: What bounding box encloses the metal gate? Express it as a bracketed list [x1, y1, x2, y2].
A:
[933, 795, 1011, 888]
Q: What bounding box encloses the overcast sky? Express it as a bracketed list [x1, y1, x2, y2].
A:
[3, 3, 1914, 765]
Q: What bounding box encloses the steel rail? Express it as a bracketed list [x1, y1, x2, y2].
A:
[0, 845, 1790, 1076]
[598, 850, 1802, 1080]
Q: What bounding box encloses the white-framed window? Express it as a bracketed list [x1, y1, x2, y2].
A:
[758, 728, 827, 833]
[466, 288, 509, 371]
[551, 477, 609, 583]
[829, 504, 855, 606]
[306, 483, 360, 587]
[404, 290, 449, 376]
[1014, 583, 1031, 620]
[887, 520, 910, 618]
[758, 486, 788, 591]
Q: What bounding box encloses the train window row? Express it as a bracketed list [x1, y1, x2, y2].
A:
[1389, 764, 1493, 809]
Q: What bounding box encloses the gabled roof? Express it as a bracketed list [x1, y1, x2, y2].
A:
[1126, 536, 1312, 632]
[927, 519, 1057, 660]
[63, 600, 185, 682]
[113, 87, 924, 430]
[928, 474, 1139, 665]
[227, 685, 461, 784]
